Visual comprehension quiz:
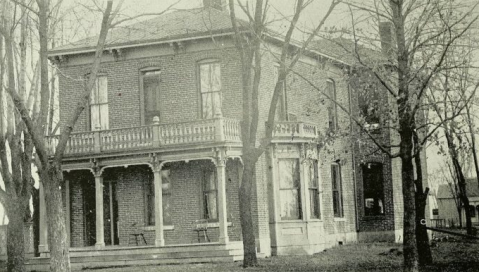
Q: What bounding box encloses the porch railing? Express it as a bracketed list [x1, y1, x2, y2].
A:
[45, 118, 242, 156]
[272, 121, 319, 139]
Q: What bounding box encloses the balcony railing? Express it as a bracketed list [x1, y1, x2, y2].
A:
[272, 121, 319, 140]
[45, 118, 242, 156]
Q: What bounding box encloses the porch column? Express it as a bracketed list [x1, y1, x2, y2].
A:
[94, 171, 105, 249]
[216, 155, 229, 244]
[38, 182, 48, 253]
[153, 163, 164, 246]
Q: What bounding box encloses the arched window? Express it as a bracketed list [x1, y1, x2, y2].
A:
[198, 60, 222, 118]
[273, 65, 287, 121]
[140, 68, 161, 125]
[89, 75, 109, 131]
[326, 79, 337, 131]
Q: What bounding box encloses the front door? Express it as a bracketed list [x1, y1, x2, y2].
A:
[104, 181, 119, 245]
[83, 179, 96, 246]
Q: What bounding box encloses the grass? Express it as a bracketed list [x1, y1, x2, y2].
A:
[79, 240, 479, 272]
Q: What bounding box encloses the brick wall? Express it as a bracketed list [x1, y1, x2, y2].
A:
[56, 34, 405, 251]
[58, 44, 242, 132]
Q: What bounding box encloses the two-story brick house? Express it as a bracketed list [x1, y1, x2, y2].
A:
[34, 1, 407, 268]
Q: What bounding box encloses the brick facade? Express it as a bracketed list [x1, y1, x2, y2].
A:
[49, 8, 409, 257]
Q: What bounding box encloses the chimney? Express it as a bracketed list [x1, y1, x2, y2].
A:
[378, 21, 394, 57]
[203, 0, 227, 11]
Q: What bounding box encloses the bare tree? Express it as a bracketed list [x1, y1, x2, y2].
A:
[228, 0, 340, 267]
[279, 0, 479, 270]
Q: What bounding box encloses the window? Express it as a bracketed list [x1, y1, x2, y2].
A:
[199, 62, 222, 118]
[273, 65, 287, 121]
[279, 159, 302, 220]
[358, 83, 380, 125]
[305, 160, 320, 219]
[142, 70, 161, 124]
[90, 76, 109, 131]
[362, 163, 385, 216]
[468, 205, 476, 218]
[432, 209, 439, 216]
[146, 171, 172, 226]
[202, 170, 218, 220]
[327, 80, 337, 131]
[331, 164, 343, 217]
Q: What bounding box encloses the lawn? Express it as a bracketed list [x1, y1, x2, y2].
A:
[80, 240, 479, 272]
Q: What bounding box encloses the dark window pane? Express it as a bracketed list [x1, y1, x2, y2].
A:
[203, 170, 218, 220]
[331, 164, 343, 217]
[363, 163, 385, 216]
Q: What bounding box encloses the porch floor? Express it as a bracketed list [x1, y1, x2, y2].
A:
[27, 241, 243, 271]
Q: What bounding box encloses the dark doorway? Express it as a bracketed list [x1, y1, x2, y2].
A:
[83, 179, 96, 246]
[104, 181, 119, 245]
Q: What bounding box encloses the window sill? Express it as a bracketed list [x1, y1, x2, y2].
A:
[333, 218, 346, 222]
[141, 225, 175, 231]
[201, 222, 233, 228]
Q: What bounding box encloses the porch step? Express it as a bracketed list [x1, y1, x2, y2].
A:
[25, 243, 243, 271]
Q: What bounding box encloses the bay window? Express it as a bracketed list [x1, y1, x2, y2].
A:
[279, 158, 302, 220]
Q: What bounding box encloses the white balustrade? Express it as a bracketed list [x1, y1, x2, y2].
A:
[272, 121, 319, 139]
[45, 118, 242, 156]
[223, 118, 241, 141]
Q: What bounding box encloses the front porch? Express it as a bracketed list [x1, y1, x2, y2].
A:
[26, 241, 244, 271]
[37, 158, 244, 254]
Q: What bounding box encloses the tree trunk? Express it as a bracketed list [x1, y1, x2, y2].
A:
[445, 131, 473, 235]
[41, 165, 70, 272]
[6, 200, 26, 272]
[413, 133, 432, 266]
[239, 158, 258, 267]
[415, 195, 431, 265]
[454, 159, 473, 235]
[32, 188, 40, 257]
[400, 131, 419, 272]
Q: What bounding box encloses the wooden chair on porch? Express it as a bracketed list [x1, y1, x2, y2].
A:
[193, 219, 210, 243]
[128, 223, 147, 246]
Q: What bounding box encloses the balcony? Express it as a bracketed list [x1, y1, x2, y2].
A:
[271, 121, 319, 142]
[45, 118, 242, 156]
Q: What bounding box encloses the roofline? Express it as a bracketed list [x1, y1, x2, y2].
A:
[48, 31, 236, 57]
[264, 34, 350, 66]
[49, 30, 350, 67]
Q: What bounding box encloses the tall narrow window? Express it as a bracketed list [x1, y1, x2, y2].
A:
[273, 65, 287, 121]
[358, 83, 380, 125]
[279, 159, 302, 220]
[362, 163, 385, 216]
[90, 76, 109, 131]
[331, 164, 343, 217]
[146, 170, 172, 226]
[327, 80, 337, 131]
[142, 70, 161, 124]
[199, 62, 222, 119]
[202, 170, 218, 220]
[306, 160, 320, 219]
